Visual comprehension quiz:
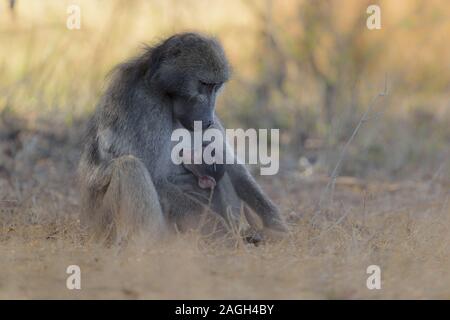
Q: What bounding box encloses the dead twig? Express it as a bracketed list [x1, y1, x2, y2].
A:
[319, 75, 389, 208]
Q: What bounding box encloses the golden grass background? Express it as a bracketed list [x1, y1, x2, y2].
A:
[0, 0, 449, 299]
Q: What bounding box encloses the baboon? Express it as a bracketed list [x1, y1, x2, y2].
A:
[181, 143, 226, 190]
[78, 33, 287, 244]
[183, 157, 225, 190]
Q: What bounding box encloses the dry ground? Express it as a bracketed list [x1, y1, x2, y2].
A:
[0, 117, 449, 300]
[1, 0, 449, 300]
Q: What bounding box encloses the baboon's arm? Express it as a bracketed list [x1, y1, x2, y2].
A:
[213, 117, 287, 231]
[226, 164, 287, 231]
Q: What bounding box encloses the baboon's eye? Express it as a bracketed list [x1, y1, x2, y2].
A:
[199, 80, 218, 93]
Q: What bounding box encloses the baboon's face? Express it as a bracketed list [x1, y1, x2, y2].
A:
[152, 34, 230, 131]
[172, 80, 223, 130]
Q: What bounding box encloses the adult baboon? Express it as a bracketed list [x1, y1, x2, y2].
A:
[78, 33, 287, 244]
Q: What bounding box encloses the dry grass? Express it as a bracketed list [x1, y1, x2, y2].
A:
[1, 0, 449, 300]
[0, 120, 449, 299]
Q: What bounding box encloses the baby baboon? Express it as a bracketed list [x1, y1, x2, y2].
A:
[78, 33, 287, 244]
[181, 146, 226, 190]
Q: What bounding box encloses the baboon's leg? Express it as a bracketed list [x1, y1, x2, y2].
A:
[92, 155, 166, 245]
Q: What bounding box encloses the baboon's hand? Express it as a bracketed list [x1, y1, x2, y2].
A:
[226, 163, 288, 233]
[262, 213, 289, 233]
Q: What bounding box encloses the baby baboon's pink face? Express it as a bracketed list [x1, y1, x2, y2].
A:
[181, 148, 225, 189]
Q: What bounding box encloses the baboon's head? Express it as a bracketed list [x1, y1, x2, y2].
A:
[148, 33, 230, 130]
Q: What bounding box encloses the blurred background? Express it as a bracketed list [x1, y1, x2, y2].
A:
[0, 0, 449, 180]
[0, 0, 450, 299]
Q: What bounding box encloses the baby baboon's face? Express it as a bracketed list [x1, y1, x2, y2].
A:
[182, 148, 225, 189]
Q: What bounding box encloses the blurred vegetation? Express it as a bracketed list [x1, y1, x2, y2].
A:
[0, 0, 449, 179]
